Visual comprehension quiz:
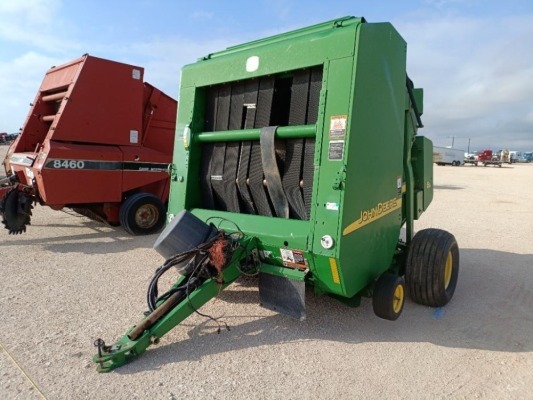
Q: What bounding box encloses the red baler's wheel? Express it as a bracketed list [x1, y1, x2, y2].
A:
[134, 203, 159, 229]
[0, 189, 33, 235]
[119, 193, 165, 235]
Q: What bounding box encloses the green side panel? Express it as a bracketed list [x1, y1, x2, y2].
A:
[413, 88, 423, 115]
[411, 135, 434, 218]
[179, 17, 362, 88]
[336, 23, 408, 297]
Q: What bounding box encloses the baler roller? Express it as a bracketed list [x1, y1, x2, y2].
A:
[195, 124, 316, 142]
[42, 91, 68, 102]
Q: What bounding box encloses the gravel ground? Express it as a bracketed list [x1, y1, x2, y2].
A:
[1, 144, 532, 399]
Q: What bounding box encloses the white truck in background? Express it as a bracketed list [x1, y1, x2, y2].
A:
[433, 146, 465, 166]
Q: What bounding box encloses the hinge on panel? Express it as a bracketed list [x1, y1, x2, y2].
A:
[332, 165, 346, 190]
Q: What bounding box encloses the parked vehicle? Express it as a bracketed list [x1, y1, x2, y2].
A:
[518, 152, 533, 163]
[433, 146, 465, 166]
[477, 149, 502, 167]
[0, 55, 177, 235]
[463, 153, 478, 166]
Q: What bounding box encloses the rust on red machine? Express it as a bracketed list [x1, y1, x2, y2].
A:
[0, 55, 177, 235]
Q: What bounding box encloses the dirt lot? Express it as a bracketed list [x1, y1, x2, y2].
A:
[1, 144, 532, 399]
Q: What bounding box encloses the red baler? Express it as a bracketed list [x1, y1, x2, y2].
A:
[0, 55, 177, 234]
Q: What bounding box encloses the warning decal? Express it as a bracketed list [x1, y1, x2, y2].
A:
[280, 248, 307, 269]
[329, 115, 347, 139]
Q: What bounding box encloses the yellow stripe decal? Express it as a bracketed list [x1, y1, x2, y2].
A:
[329, 258, 341, 284]
[342, 197, 402, 236]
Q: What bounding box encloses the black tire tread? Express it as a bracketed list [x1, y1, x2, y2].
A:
[406, 228, 459, 307]
[119, 193, 165, 235]
[373, 273, 405, 321]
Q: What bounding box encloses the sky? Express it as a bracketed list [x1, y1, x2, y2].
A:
[0, 0, 532, 152]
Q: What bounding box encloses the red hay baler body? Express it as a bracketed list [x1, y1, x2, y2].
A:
[1, 55, 177, 234]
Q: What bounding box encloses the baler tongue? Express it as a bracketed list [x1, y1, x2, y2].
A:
[93, 211, 258, 372]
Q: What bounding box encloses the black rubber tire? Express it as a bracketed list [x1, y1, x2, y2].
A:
[0, 190, 33, 234]
[406, 228, 459, 307]
[119, 193, 165, 235]
[372, 273, 406, 321]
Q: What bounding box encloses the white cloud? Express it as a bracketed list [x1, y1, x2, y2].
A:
[398, 13, 533, 150]
[0, 0, 79, 53]
[0, 51, 64, 132]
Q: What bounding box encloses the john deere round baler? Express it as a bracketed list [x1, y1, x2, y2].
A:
[94, 16, 459, 372]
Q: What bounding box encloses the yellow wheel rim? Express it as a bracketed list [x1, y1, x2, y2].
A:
[393, 284, 404, 314]
[444, 252, 453, 289]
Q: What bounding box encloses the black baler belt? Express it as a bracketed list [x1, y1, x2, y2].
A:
[255, 76, 275, 128]
[302, 138, 315, 216]
[289, 70, 310, 125]
[246, 75, 275, 217]
[210, 142, 227, 209]
[222, 141, 241, 212]
[300, 67, 322, 216]
[200, 143, 215, 209]
[248, 141, 272, 216]
[283, 139, 307, 219]
[204, 86, 219, 132]
[283, 70, 310, 219]
[235, 80, 259, 214]
[237, 141, 256, 214]
[209, 83, 231, 210]
[215, 84, 231, 131]
[307, 67, 323, 124]
[219, 82, 245, 212]
[260, 126, 289, 218]
[243, 79, 259, 129]
[229, 81, 244, 130]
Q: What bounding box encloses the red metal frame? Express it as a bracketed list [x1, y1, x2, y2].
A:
[2, 55, 177, 226]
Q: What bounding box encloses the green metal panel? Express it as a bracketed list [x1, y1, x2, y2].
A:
[179, 17, 362, 88]
[411, 135, 434, 218]
[336, 23, 408, 297]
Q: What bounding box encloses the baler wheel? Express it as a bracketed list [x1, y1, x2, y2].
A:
[0, 189, 33, 235]
[406, 229, 459, 307]
[119, 193, 165, 235]
[372, 273, 405, 321]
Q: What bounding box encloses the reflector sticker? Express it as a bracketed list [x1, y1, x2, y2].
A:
[246, 56, 259, 72]
[130, 130, 139, 143]
[326, 202, 339, 211]
[280, 248, 307, 269]
[329, 258, 340, 284]
[397, 176, 402, 196]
